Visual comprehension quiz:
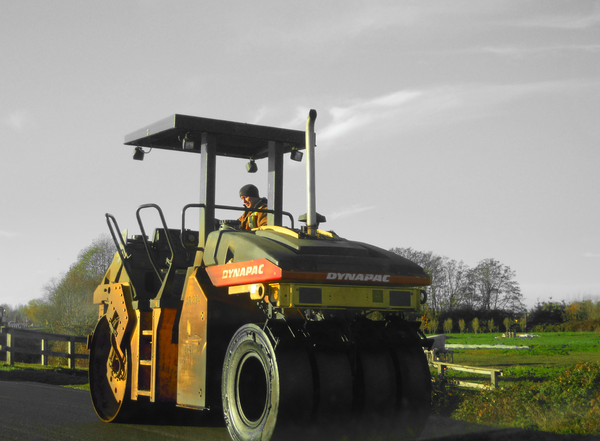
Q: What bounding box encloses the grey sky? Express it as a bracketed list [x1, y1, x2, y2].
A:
[1, 1, 598, 309]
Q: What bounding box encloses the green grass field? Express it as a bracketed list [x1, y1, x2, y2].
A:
[446, 331, 600, 370]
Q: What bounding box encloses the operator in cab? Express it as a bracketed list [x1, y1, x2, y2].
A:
[238, 184, 268, 230]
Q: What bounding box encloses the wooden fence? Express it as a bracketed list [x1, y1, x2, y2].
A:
[0, 327, 89, 369]
[433, 361, 503, 389]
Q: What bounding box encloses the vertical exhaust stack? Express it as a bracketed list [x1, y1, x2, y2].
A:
[305, 109, 317, 236]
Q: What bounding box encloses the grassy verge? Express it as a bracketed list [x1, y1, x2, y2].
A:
[446, 362, 600, 435]
[0, 362, 89, 390]
[431, 332, 600, 436]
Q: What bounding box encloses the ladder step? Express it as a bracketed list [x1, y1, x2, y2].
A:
[142, 330, 153, 336]
[137, 390, 151, 397]
[140, 359, 152, 366]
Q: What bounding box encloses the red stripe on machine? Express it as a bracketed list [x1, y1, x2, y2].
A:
[205, 259, 282, 287]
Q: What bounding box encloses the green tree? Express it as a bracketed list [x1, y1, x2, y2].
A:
[519, 316, 527, 332]
[25, 235, 114, 335]
[527, 300, 565, 329]
[472, 317, 480, 334]
[565, 300, 600, 322]
[459, 318, 466, 333]
[427, 318, 439, 334]
[443, 318, 453, 334]
[0, 304, 12, 324]
[23, 299, 52, 327]
[0, 303, 29, 324]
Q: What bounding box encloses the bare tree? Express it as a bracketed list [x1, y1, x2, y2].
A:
[468, 258, 525, 312]
[390, 247, 446, 314]
[390, 248, 473, 315]
[438, 257, 471, 311]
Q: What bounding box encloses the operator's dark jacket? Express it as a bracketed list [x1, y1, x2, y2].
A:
[239, 197, 268, 229]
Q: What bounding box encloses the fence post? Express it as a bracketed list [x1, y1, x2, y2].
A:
[437, 363, 446, 379]
[491, 370, 499, 389]
[0, 327, 4, 363]
[7, 330, 14, 366]
[1, 329, 88, 368]
[68, 337, 74, 369]
[41, 338, 48, 366]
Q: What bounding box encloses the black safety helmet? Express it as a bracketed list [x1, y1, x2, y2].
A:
[239, 184, 259, 198]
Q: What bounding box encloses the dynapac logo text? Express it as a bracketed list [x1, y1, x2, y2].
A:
[222, 264, 265, 279]
[327, 273, 391, 282]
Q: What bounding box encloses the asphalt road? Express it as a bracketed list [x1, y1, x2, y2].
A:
[0, 381, 594, 441]
[0, 381, 227, 441]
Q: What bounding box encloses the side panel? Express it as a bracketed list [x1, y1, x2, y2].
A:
[276, 283, 422, 310]
[152, 307, 179, 402]
[177, 272, 208, 409]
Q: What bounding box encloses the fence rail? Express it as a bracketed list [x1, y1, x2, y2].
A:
[432, 361, 503, 389]
[0, 327, 88, 369]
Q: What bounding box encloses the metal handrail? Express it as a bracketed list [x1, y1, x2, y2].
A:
[181, 203, 295, 251]
[135, 203, 174, 283]
[105, 214, 134, 279]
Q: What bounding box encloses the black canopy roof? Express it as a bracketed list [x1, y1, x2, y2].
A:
[124, 114, 307, 160]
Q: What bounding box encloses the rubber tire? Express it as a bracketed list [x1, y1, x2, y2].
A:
[273, 343, 314, 428]
[312, 346, 353, 424]
[222, 324, 281, 441]
[358, 345, 397, 418]
[391, 343, 432, 440]
[89, 316, 135, 423]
